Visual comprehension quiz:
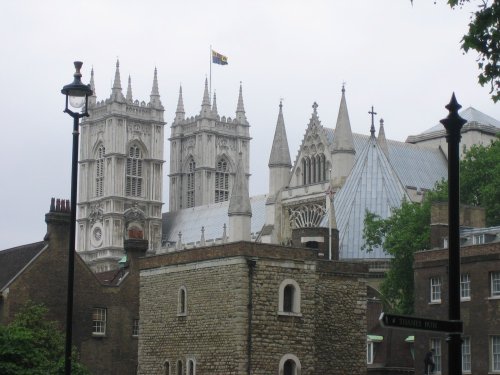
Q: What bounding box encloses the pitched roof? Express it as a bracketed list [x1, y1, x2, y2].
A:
[162, 195, 267, 245]
[0, 241, 46, 291]
[332, 135, 409, 259]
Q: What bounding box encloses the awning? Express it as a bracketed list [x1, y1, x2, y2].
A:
[405, 335, 414, 343]
[367, 335, 383, 342]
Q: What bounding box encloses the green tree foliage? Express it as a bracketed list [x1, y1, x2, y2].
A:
[461, 136, 500, 226]
[363, 138, 499, 314]
[0, 302, 89, 375]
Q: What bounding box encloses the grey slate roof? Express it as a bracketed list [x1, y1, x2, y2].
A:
[0, 241, 46, 290]
[162, 194, 267, 245]
[331, 135, 409, 259]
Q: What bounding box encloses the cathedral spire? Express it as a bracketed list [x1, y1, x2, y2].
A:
[235, 82, 248, 124]
[212, 91, 218, 116]
[174, 85, 185, 123]
[126, 75, 133, 102]
[149, 67, 162, 108]
[200, 77, 211, 116]
[332, 86, 355, 153]
[228, 152, 252, 242]
[89, 66, 97, 107]
[377, 118, 389, 158]
[111, 59, 124, 101]
[268, 100, 292, 168]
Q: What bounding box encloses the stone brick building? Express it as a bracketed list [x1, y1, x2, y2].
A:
[0, 199, 143, 375]
[413, 204, 499, 374]
[138, 242, 369, 375]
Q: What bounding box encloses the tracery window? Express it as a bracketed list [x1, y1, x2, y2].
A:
[186, 158, 195, 208]
[300, 153, 327, 185]
[96, 145, 105, 197]
[215, 158, 230, 203]
[126, 145, 143, 197]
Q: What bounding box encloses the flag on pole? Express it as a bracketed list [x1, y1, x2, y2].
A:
[212, 50, 228, 65]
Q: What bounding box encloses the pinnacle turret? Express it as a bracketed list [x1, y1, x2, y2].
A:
[126, 75, 133, 102]
[212, 91, 218, 116]
[149, 67, 162, 108]
[89, 67, 96, 106]
[269, 101, 292, 168]
[377, 118, 389, 158]
[110, 59, 124, 101]
[174, 85, 185, 123]
[200, 77, 211, 116]
[235, 82, 247, 124]
[332, 86, 355, 153]
[229, 153, 252, 217]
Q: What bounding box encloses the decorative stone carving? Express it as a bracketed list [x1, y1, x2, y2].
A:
[89, 203, 104, 224]
[288, 203, 326, 229]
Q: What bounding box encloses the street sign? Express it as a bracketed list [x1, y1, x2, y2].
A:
[379, 312, 463, 333]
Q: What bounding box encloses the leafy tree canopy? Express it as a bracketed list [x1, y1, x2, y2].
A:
[363, 137, 499, 314]
[0, 302, 89, 375]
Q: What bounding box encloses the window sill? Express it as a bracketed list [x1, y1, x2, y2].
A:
[92, 333, 107, 338]
[177, 313, 187, 317]
[488, 296, 500, 300]
[461, 297, 471, 302]
[278, 311, 302, 317]
[428, 301, 441, 305]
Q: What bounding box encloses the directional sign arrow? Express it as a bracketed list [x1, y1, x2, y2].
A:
[379, 312, 463, 333]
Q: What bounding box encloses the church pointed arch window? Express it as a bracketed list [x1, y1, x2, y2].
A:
[215, 158, 230, 203]
[95, 144, 105, 197]
[186, 158, 196, 208]
[126, 144, 143, 197]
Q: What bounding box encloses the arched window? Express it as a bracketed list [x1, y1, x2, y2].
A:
[164, 361, 170, 375]
[301, 159, 306, 185]
[306, 158, 311, 184]
[278, 279, 301, 315]
[186, 158, 195, 208]
[279, 354, 301, 375]
[177, 360, 183, 375]
[126, 144, 143, 197]
[320, 154, 326, 181]
[187, 359, 195, 375]
[96, 144, 105, 197]
[215, 158, 230, 203]
[311, 156, 316, 183]
[178, 286, 187, 316]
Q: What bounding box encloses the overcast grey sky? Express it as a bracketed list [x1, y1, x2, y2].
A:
[1, 0, 498, 249]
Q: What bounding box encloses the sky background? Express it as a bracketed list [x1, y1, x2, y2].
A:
[1, 0, 499, 249]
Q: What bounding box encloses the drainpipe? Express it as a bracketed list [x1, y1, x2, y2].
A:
[247, 258, 256, 375]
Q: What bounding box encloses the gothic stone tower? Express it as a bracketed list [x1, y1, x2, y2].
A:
[77, 61, 165, 272]
[168, 79, 250, 211]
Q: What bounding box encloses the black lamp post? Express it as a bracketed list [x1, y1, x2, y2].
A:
[61, 61, 93, 375]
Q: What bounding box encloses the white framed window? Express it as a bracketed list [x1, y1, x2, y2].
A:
[215, 158, 230, 203]
[492, 272, 500, 298]
[164, 361, 171, 375]
[473, 234, 485, 245]
[492, 336, 500, 372]
[430, 277, 442, 303]
[95, 144, 105, 197]
[462, 336, 471, 373]
[186, 158, 195, 208]
[461, 273, 471, 301]
[176, 360, 183, 375]
[126, 144, 143, 197]
[187, 358, 196, 375]
[278, 279, 301, 316]
[279, 354, 301, 375]
[132, 319, 139, 337]
[367, 341, 374, 364]
[443, 237, 448, 248]
[178, 286, 187, 316]
[430, 338, 442, 374]
[92, 307, 107, 336]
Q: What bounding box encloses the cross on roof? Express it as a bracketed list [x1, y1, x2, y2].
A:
[369, 106, 377, 136]
[312, 101, 318, 114]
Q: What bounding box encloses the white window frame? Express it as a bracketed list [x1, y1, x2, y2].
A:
[92, 307, 107, 336]
[367, 341, 374, 364]
[492, 272, 500, 298]
[430, 277, 442, 303]
[278, 279, 301, 316]
[460, 273, 471, 301]
[178, 286, 187, 316]
[462, 336, 471, 373]
[278, 354, 301, 375]
[473, 234, 485, 245]
[430, 338, 442, 374]
[492, 336, 500, 372]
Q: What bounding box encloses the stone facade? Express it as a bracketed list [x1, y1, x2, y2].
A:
[138, 242, 368, 374]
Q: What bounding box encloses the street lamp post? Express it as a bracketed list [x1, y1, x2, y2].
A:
[61, 61, 93, 375]
[440, 93, 467, 375]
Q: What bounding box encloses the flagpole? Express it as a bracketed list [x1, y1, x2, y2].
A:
[209, 45, 212, 98]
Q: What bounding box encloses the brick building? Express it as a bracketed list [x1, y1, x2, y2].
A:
[138, 241, 369, 375]
[0, 199, 143, 375]
[413, 204, 499, 374]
